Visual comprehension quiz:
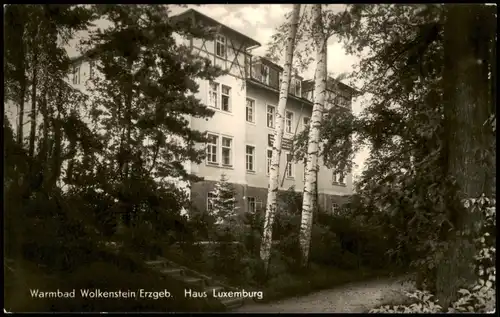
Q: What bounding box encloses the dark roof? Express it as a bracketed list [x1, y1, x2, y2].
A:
[70, 8, 262, 64]
[256, 56, 284, 71]
[303, 78, 361, 97]
[247, 78, 314, 106]
[174, 9, 261, 48]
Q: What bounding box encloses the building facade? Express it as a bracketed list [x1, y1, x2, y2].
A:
[6, 9, 356, 216]
[177, 9, 356, 215]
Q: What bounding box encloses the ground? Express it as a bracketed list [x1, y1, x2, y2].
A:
[235, 276, 415, 313]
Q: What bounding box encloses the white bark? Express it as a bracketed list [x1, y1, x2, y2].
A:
[299, 3, 327, 267]
[260, 4, 301, 270]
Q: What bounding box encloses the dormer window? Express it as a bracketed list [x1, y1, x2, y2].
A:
[261, 64, 270, 85]
[215, 35, 226, 58]
[290, 77, 301, 97]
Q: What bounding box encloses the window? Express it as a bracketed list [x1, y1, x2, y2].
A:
[303, 117, 310, 130]
[206, 134, 234, 167]
[221, 85, 231, 112]
[215, 35, 226, 58]
[246, 145, 255, 172]
[209, 82, 232, 112]
[206, 134, 218, 164]
[207, 192, 216, 212]
[285, 153, 294, 178]
[246, 98, 255, 123]
[333, 171, 345, 184]
[285, 111, 294, 133]
[331, 203, 339, 215]
[221, 137, 232, 166]
[247, 197, 256, 213]
[294, 78, 302, 97]
[290, 78, 302, 97]
[266, 149, 273, 175]
[209, 81, 219, 109]
[305, 90, 313, 101]
[267, 105, 275, 128]
[339, 173, 345, 184]
[72, 65, 80, 85]
[267, 134, 274, 147]
[261, 64, 270, 85]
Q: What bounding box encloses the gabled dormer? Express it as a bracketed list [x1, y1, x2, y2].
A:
[302, 77, 359, 110]
[248, 56, 282, 90]
[288, 74, 303, 98]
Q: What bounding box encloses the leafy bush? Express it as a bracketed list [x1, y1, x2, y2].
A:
[370, 195, 496, 313]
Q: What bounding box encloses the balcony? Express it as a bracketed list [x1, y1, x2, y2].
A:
[246, 56, 303, 98]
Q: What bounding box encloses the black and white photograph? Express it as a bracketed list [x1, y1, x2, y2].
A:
[4, 3, 496, 313]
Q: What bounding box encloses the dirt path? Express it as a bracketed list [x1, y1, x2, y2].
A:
[234, 276, 415, 313]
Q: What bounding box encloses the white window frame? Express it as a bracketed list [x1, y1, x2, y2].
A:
[266, 148, 273, 175]
[261, 64, 270, 85]
[207, 192, 216, 212]
[215, 35, 226, 58]
[221, 85, 231, 112]
[208, 82, 232, 113]
[267, 105, 276, 128]
[285, 152, 294, 179]
[221, 136, 233, 167]
[339, 173, 345, 185]
[246, 98, 255, 123]
[72, 64, 80, 85]
[303, 117, 310, 131]
[285, 111, 294, 134]
[206, 133, 219, 165]
[209, 81, 219, 109]
[333, 171, 345, 185]
[206, 133, 233, 167]
[305, 90, 313, 101]
[246, 145, 255, 172]
[294, 78, 302, 97]
[247, 197, 256, 213]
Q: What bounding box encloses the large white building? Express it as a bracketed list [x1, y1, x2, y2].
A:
[171, 9, 356, 214]
[7, 8, 356, 215]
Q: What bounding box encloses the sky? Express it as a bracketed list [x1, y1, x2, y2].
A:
[66, 4, 370, 182]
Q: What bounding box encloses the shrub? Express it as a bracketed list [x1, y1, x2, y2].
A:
[370, 195, 496, 313]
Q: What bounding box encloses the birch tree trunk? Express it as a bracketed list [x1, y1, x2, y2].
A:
[260, 4, 301, 271]
[299, 3, 327, 267]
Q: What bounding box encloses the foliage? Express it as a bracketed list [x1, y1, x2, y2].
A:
[4, 4, 226, 312]
[370, 195, 496, 313]
[73, 4, 224, 235]
[270, 187, 395, 270]
[209, 173, 240, 228]
[288, 4, 497, 301]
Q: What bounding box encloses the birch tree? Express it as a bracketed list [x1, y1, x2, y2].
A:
[260, 4, 301, 271]
[299, 4, 328, 267]
[267, 4, 354, 266]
